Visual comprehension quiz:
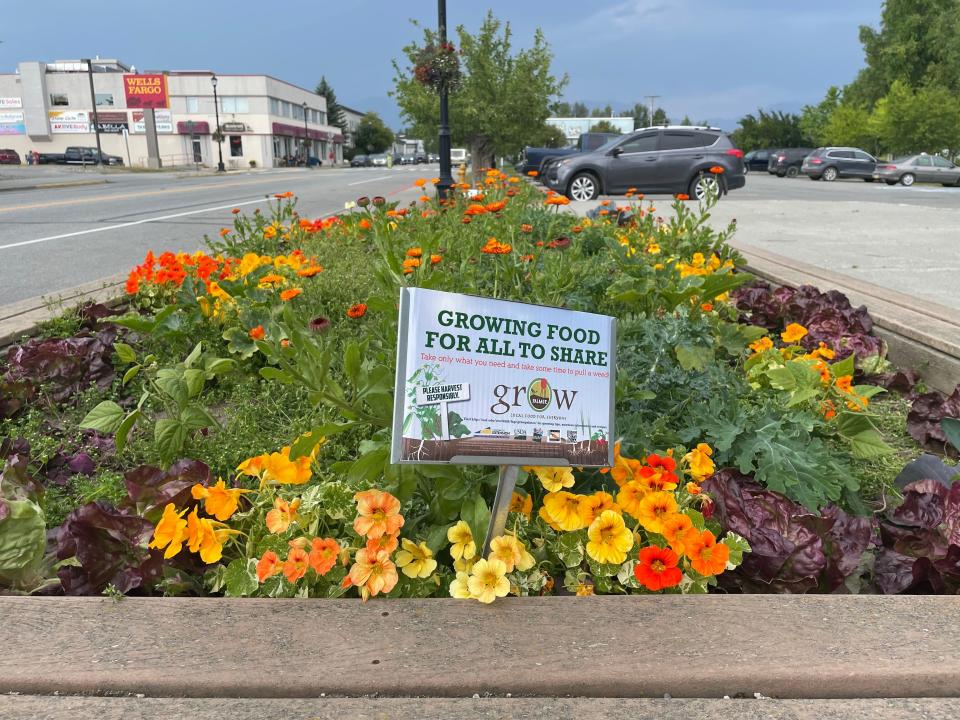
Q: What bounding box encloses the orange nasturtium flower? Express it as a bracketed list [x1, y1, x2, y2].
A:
[660, 513, 695, 555]
[237, 446, 314, 487]
[308, 537, 341, 576]
[488, 535, 535, 573]
[185, 507, 228, 564]
[578, 491, 619, 525]
[353, 489, 404, 539]
[283, 546, 309, 583]
[191, 479, 251, 522]
[683, 443, 716, 482]
[509, 491, 533, 519]
[616, 481, 648, 521]
[248, 325, 266, 341]
[349, 547, 399, 601]
[634, 546, 683, 591]
[749, 337, 774, 355]
[835, 375, 854, 394]
[685, 529, 730, 576]
[256, 550, 282, 582]
[265, 497, 301, 534]
[636, 491, 679, 534]
[586, 510, 634, 565]
[347, 303, 367, 318]
[149, 503, 188, 559]
[781, 323, 808, 344]
[279, 288, 302, 301]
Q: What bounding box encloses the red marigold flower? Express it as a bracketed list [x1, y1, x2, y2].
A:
[347, 303, 367, 319]
[231, 208, 241, 214]
[674, 193, 690, 201]
[249, 325, 265, 341]
[634, 546, 682, 591]
[520, 224, 533, 234]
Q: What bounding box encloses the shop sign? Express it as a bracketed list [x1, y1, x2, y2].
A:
[131, 110, 173, 134]
[94, 111, 128, 133]
[391, 288, 615, 467]
[123, 74, 169, 109]
[221, 121, 247, 132]
[0, 97, 22, 109]
[49, 110, 89, 133]
[0, 110, 25, 135]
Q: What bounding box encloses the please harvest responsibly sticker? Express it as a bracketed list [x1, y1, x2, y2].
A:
[391, 288, 616, 467]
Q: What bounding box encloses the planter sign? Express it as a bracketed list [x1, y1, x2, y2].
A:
[391, 287, 615, 467]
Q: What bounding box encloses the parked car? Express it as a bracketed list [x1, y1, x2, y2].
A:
[0, 148, 21, 165]
[801, 147, 876, 181]
[350, 154, 371, 167]
[742, 149, 773, 173]
[872, 153, 960, 187]
[450, 148, 468, 165]
[427, 153, 439, 163]
[63, 146, 123, 166]
[369, 153, 388, 167]
[542, 126, 745, 202]
[399, 154, 416, 165]
[767, 148, 815, 177]
[414, 152, 427, 164]
[38, 152, 66, 164]
[518, 132, 620, 176]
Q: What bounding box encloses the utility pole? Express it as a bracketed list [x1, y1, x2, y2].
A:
[436, 0, 454, 200]
[644, 95, 661, 125]
[82, 58, 104, 164]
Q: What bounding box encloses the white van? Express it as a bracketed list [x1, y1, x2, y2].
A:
[450, 148, 467, 164]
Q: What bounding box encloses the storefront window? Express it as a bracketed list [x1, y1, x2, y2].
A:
[221, 97, 249, 113]
[95, 93, 114, 106]
[230, 135, 243, 157]
[50, 93, 69, 106]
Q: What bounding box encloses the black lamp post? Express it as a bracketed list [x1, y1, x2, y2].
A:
[436, 0, 454, 199]
[302, 101, 309, 165]
[211, 74, 225, 172]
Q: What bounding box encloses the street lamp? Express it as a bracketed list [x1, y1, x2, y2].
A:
[436, 0, 455, 199]
[211, 74, 225, 172]
[302, 101, 309, 165]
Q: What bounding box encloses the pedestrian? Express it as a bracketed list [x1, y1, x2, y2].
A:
[33, 150, 39, 165]
[25, 150, 32, 166]
[386, 153, 393, 168]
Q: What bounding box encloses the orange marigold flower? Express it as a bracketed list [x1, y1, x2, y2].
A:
[685, 529, 729, 576]
[219, 228, 230, 237]
[520, 224, 533, 233]
[283, 546, 309, 583]
[545, 195, 571, 206]
[521, 254, 535, 262]
[430, 254, 442, 265]
[835, 375, 854, 394]
[231, 208, 241, 214]
[256, 550, 282, 582]
[414, 178, 427, 187]
[462, 217, 472, 224]
[485, 200, 506, 213]
[249, 325, 265, 341]
[359, 218, 372, 230]
[347, 303, 367, 319]
[674, 193, 690, 201]
[308, 537, 340, 576]
[634, 546, 683, 591]
[279, 288, 302, 301]
[419, 195, 430, 202]
[464, 203, 488, 216]
[481, 238, 512, 255]
[406, 247, 423, 258]
[353, 489, 404, 539]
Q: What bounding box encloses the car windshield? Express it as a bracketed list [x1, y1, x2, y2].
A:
[595, 136, 626, 153]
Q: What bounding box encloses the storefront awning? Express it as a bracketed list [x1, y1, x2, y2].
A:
[272, 122, 344, 143]
[177, 121, 210, 134]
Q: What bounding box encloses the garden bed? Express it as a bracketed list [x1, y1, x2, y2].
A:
[1, 177, 958, 601]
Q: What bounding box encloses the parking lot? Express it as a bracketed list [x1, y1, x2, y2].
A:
[570, 172, 960, 310]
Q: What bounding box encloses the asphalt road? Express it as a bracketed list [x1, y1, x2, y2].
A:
[0, 166, 424, 306]
[570, 172, 960, 310]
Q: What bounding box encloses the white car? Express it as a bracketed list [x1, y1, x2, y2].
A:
[370, 153, 388, 167]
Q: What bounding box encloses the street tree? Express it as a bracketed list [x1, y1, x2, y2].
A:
[572, 101, 589, 117]
[392, 12, 566, 171]
[588, 119, 622, 134]
[731, 109, 811, 152]
[629, 103, 650, 129]
[821, 104, 881, 153]
[354, 112, 395, 154]
[314, 76, 347, 134]
[531, 123, 568, 148]
[590, 105, 613, 117]
[651, 108, 669, 125]
[875, 80, 960, 155]
[800, 86, 842, 146]
[551, 100, 573, 116]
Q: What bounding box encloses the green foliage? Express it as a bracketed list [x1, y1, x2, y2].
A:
[875, 80, 960, 154]
[314, 76, 347, 134]
[588, 119, 622, 134]
[354, 112, 395, 154]
[800, 86, 842, 146]
[731, 109, 812, 152]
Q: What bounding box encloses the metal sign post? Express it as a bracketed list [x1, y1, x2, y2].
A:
[482, 465, 519, 557]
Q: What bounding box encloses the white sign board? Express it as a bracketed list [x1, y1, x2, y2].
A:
[131, 109, 173, 134]
[392, 288, 615, 466]
[0, 98, 23, 109]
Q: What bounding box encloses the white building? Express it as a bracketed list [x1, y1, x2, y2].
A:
[340, 104, 365, 149]
[547, 116, 635, 145]
[0, 58, 348, 168]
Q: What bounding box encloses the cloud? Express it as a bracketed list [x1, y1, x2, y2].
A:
[599, 0, 676, 29]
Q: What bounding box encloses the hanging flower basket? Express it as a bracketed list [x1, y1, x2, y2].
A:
[413, 42, 463, 94]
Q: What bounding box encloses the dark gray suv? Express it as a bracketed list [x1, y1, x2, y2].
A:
[542, 126, 746, 201]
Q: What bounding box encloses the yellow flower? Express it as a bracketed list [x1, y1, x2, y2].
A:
[749, 337, 774, 355]
[509, 492, 533, 519]
[528, 466, 575, 492]
[185, 507, 226, 564]
[395, 539, 438, 579]
[637, 492, 679, 534]
[616, 481, 648, 521]
[781, 323, 808, 344]
[576, 582, 595, 596]
[585, 510, 634, 565]
[447, 520, 476, 561]
[488, 535, 535, 573]
[646, 242, 661, 254]
[542, 491, 588, 531]
[578, 491, 619, 525]
[453, 556, 477, 574]
[449, 571, 474, 599]
[538, 505, 562, 532]
[191, 479, 251, 521]
[149, 503, 187, 559]
[467, 558, 510, 604]
[683, 443, 715, 482]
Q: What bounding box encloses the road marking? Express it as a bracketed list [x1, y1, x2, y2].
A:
[347, 175, 393, 186]
[0, 198, 270, 252]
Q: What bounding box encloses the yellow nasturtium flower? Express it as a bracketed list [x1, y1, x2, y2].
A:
[585, 510, 634, 565]
[447, 520, 476, 561]
[467, 558, 510, 604]
[488, 535, 535, 573]
[683, 443, 716, 482]
[395, 539, 438, 579]
[781, 323, 809, 344]
[543, 492, 588, 531]
[527, 466, 575, 492]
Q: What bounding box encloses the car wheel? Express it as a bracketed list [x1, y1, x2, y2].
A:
[568, 173, 599, 202]
[863, 177, 874, 182]
[885, 180, 897, 186]
[810, 175, 821, 181]
[899, 173, 915, 187]
[822, 166, 839, 182]
[689, 173, 721, 201]
[776, 171, 786, 178]
[786, 166, 799, 178]
[743, 165, 750, 174]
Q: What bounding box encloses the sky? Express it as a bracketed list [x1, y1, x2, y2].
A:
[1, 0, 883, 132]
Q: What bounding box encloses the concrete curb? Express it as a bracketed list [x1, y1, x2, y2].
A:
[0, 178, 109, 193]
[1, 696, 958, 720]
[736, 243, 960, 393]
[1, 596, 958, 700]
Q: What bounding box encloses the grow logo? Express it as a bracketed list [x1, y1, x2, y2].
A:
[527, 378, 552, 412]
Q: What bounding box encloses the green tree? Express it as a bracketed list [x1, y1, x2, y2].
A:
[532, 123, 568, 148]
[876, 80, 960, 155]
[314, 76, 347, 133]
[551, 100, 573, 116]
[354, 112, 394, 154]
[392, 12, 567, 171]
[629, 103, 650, 129]
[588, 119, 622, 134]
[572, 101, 589, 117]
[651, 108, 669, 125]
[731, 109, 811, 152]
[680, 114, 692, 125]
[821, 104, 881, 152]
[800, 86, 842, 146]
[590, 104, 613, 117]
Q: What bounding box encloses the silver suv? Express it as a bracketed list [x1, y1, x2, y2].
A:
[542, 126, 746, 201]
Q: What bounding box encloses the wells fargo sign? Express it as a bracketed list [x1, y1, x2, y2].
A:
[122, 74, 169, 109]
